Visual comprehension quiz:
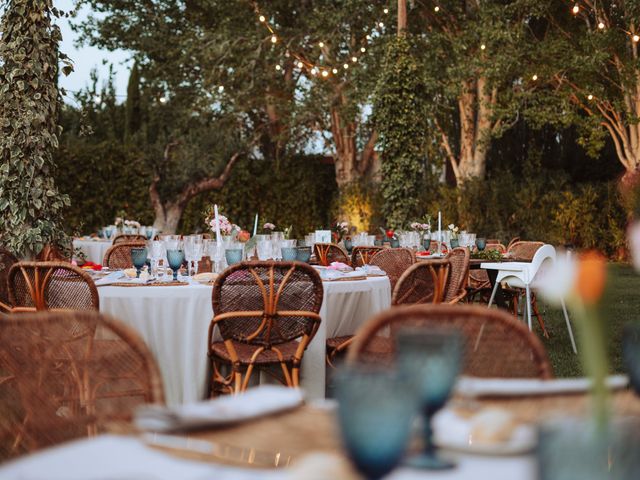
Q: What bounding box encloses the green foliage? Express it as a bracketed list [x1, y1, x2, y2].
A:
[124, 62, 141, 142]
[373, 36, 428, 228]
[0, 0, 71, 257]
[182, 155, 338, 237]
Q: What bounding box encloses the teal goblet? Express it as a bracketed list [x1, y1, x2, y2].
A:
[335, 365, 418, 480]
[397, 328, 462, 470]
[166, 249, 185, 281]
[296, 246, 312, 263]
[281, 247, 298, 261]
[130, 247, 148, 279]
[225, 248, 243, 266]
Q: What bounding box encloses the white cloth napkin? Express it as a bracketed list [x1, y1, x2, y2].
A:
[93, 271, 126, 286]
[455, 374, 629, 397]
[355, 265, 386, 276]
[135, 385, 304, 432]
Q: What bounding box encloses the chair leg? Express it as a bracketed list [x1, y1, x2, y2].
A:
[487, 281, 500, 308]
[560, 298, 578, 354]
[531, 294, 550, 339]
[525, 285, 533, 331]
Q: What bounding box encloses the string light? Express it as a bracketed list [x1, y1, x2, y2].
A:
[360, 47, 366, 53]
[351, 56, 358, 63]
[218, 86, 224, 93]
[271, 35, 277, 43]
[259, 15, 266, 22]
[434, 6, 440, 12]
[634, 34, 640, 42]
[332, 68, 338, 74]
[318, 41, 324, 48]
[572, 4, 579, 14]
[598, 22, 605, 29]
[321, 70, 329, 77]
[532, 74, 538, 81]
[311, 67, 318, 75]
[343, 63, 349, 69]
[480, 44, 486, 50]
[275, 65, 281, 71]
[588, 94, 594, 100]
[383, 8, 389, 14]
[297, 61, 304, 68]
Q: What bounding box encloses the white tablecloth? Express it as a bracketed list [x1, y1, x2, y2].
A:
[0, 434, 535, 480]
[98, 276, 391, 405]
[72, 238, 112, 264]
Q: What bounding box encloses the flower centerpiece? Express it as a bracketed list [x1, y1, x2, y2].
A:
[448, 223, 460, 248]
[332, 221, 349, 243]
[379, 227, 399, 247]
[263, 222, 276, 233]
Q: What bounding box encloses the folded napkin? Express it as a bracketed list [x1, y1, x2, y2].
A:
[319, 269, 366, 281]
[93, 271, 126, 286]
[355, 265, 386, 276]
[135, 385, 304, 433]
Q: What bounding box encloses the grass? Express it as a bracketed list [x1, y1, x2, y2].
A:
[536, 263, 637, 377]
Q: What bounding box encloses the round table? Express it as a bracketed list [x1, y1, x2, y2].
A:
[97, 275, 390, 405]
[73, 238, 112, 264]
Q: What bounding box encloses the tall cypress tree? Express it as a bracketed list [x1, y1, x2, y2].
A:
[0, 0, 70, 257]
[124, 62, 142, 143]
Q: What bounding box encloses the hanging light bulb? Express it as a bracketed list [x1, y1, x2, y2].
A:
[351, 56, 358, 63]
[633, 34, 640, 42]
[532, 74, 538, 81]
[321, 70, 329, 78]
[275, 65, 282, 71]
[332, 68, 338, 74]
[378, 22, 384, 28]
[360, 47, 366, 53]
[311, 67, 318, 75]
[587, 94, 594, 100]
[297, 61, 304, 69]
[217, 86, 224, 93]
[343, 63, 349, 69]
[480, 44, 486, 50]
[434, 6, 440, 12]
[319, 41, 324, 48]
[383, 8, 389, 14]
[259, 15, 266, 22]
[572, 4, 579, 14]
[598, 22, 605, 29]
[271, 35, 277, 43]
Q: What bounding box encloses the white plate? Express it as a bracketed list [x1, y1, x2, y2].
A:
[433, 409, 536, 455]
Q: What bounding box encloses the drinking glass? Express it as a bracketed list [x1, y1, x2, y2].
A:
[150, 241, 165, 278]
[131, 247, 148, 279]
[334, 365, 419, 480]
[257, 240, 272, 260]
[281, 246, 298, 261]
[296, 246, 312, 263]
[166, 249, 185, 281]
[304, 234, 316, 248]
[225, 244, 244, 266]
[343, 238, 353, 254]
[475, 238, 486, 251]
[397, 328, 462, 470]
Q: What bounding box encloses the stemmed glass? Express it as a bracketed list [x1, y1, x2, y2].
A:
[397, 328, 463, 470]
[475, 238, 486, 251]
[130, 247, 148, 279]
[166, 249, 185, 281]
[257, 240, 272, 260]
[334, 365, 419, 479]
[150, 240, 165, 279]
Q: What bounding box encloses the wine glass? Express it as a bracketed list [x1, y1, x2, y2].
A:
[397, 328, 462, 470]
[334, 365, 419, 480]
[130, 247, 148, 279]
[475, 238, 487, 251]
[257, 240, 272, 260]
[225, 243, 244, 266]
[150, 240, 164, 279]
[166, 249, 185, 281]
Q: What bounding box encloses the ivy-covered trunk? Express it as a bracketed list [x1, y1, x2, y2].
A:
[0, 0, 70, 257]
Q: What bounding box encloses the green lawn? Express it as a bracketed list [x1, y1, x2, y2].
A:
[534, 263, 636, 377]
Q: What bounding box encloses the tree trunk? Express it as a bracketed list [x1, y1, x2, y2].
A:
[398, 0, 407, 35]
[152, 203, 185, 234]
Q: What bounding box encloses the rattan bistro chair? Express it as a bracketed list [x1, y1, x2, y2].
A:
[0, 247, 18, 312]
[0, 310, 164, 459]
[392, 258, 449, 306]
[8, 262, 99, 312]
[443, 247, 470, 304]
[507, 241, 543, 260]
[326, 247, 416, 366]
[103, 242, 146, 270]
[208, 261, 323, 395]
[346, 304, 554, 379]
[351, 246, 384, 268]
[313, 243, 350, 266]
[112, 234, 147, 245]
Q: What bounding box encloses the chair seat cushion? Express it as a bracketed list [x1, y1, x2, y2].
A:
[210, 340, 301, 365]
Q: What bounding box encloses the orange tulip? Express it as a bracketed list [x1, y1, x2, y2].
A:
[575, 251, 607, 305]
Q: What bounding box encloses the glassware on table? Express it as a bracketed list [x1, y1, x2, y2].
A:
[475, 238, 486, 251]
[343, 237, 353, 254]
[397, 328, 462, 470]
[334, 365, 419, 480]
[304, 234, 316, 248]
[185, 241, 203, 276]
[149, 240, 165, 279]
[130, 247, 148, 279]
[538, 417, 640, 480]
[450, 238, 459, 249]
[296, 246, 312, 263]
[166, 249, 185, 281]
[257, 240, 272, 260]
[225, 243, 244, 266]
[281, 246, 298, 261]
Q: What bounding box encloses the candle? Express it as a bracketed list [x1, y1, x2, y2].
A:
[214, 204, 222, 246]
[253, 213, 258, 237]
[438, 211, 442, 254]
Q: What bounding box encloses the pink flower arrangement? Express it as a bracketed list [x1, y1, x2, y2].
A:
[209, 215, 233, 235]
[263, 222, 276, 231]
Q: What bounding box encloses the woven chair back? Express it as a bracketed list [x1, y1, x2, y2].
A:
[8, 262, 98, 312]
[36, 244, 70, 262]
[507, 241, 544, 261]
[211, 261, 323, 347]
[313, 243, 349, 266]
[368, 248, 415, 291]
[351, 246, 384, 268]
[103, 242, 147, 269]
[443, 247, 470, 303]
[506, 236, 521, 251]
[485, 242, 507, 253]
[0, 310, 163, 459]
[113, 234, 147, 245]
[392, 258, 448, 306]
[0, 248, 18, 309]
[347, 304, 553, 379]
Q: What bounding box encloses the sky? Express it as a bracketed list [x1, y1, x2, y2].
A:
[56, 0, 131, 102]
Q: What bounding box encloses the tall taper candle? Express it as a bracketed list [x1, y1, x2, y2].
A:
[253, 213, 258, 237]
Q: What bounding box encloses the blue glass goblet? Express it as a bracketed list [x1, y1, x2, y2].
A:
[105, 228, 112, 240]
[390, 238, 400, 248]
[130, 247, 148, 279]
[475, 238, 486, 251]
[344, 238, 353, 255]
[450, 238, 459, 249]
[146, 228, 153, 240]
[281, 247, 298, 261]
[296, 246, 312, 263]
[335, 365, 418, 480]
[397, 328, 462, 470]
[224, 248, 243, 266]
[166, 249, 185, 281]
[623, 323, 640, 395]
